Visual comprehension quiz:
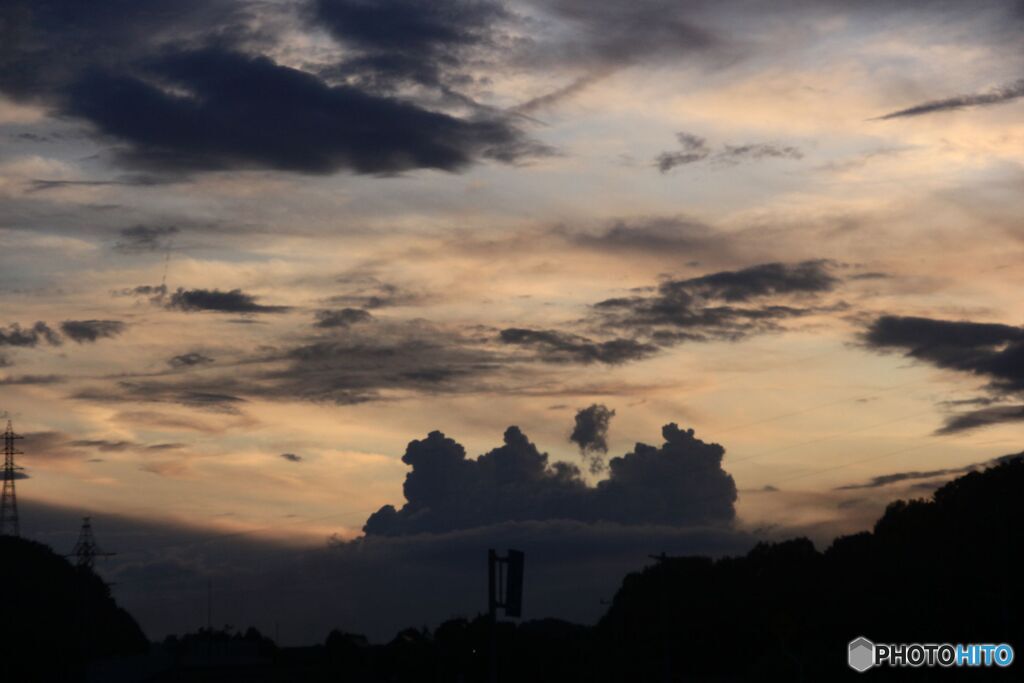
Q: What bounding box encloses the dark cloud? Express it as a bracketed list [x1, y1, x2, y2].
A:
[261, 329, 501, 404]
[327, 278, 429, 309]
[562, 216, 732, 258]
[314, 0, 510, 90]
[314, 308, 373, 328]
[569, 404, 616, 474]
[656, 132, 803, 173]
[1, 2, 544, 176]
[280, 452, 303, 463]
[863, 315, 1024, 433]
[114, 225, 179, 253]
[863, 315, 1024, 394]
[73, 382, 247, 415]
[0, 322, 61, 347]
[115, 284, 168, 299]
[594, 260, 840, 341]
[167, 288, 290, 314]
[876, 78, 1024, 120]
[718, 143, 803, 163]
[935, 405, 1024, 435]
[69, 322, 508, 407]
[655, 132, 710, 172]
[168, 352, 214, 368]
[529, 0, 725, 69]
[60, 319, 126, 343]
[0, 374, 65, 386]
[364, 422, 736, 536]
[513, 71, 609, 114]
[69, 439, 135, 452]
[499, 328, 659, 364]
[836, 451, 1023, 490]
[66, 48, 544, 175]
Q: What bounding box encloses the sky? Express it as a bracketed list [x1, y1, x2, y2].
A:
[2, 0, 1024, 643]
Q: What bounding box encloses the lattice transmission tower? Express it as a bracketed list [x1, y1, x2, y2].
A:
[68, 516, 115, 570]
[1, 420, 24, 536]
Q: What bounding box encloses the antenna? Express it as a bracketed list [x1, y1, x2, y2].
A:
[67, 516, 115, 570]
[1, 420, 24, 536]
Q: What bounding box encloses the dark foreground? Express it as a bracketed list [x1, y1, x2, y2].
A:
[3, 455, 1023, 682]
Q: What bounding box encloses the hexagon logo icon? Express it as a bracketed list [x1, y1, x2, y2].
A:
[848, 637, 875, 672]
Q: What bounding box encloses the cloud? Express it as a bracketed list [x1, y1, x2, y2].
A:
[863, 315, 1024, 393]
[655, 132, 803, 173]
[168, 352, 214, 368]
[314, 0, 510, 90]
[499, 328, 659, 365]
[569, 404, 615, 473]
[562, 216, 733, 259]
[0, 3, 545, 176]
[0, 374, 65, 386]
[60, 319, 126, 343]
[166, 288, 290, 314]
[0, 322, 61, 347]
[314, 308, 373, 328]
[876, 78, 1024, 119]
[836, 451, 1023, 490]
[655, 132, 710, 172]
[863, 315, 1024, 433]
[594, 260, 840, 341]
[934, 405, 1024, 435]
[280, 452, 303, 463]
[113, 225, 179, 253]
[717, 143, 803, 163]
[327, 278, 430, 309]
[259, 328, 502, 404]
[364, 422, 737, 536]
[512, 71, 609, 114]
[73, 382, 247, 415]
[528, 0, 725, 70]
[68, 48, 546, 175]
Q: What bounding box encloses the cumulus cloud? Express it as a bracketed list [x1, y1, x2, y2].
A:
[166, 288, 290, 314]
[364, 422, 737, 536]
[569, 404, 615, 473]
[876, 79, 1024, 119]
[863, 315, 1024, 433]
[60, 319, 126, 343]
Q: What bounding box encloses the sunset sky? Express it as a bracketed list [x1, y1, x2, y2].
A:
[2, 0, 1023, 641]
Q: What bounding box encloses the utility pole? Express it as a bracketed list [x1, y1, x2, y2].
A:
[0, 420, 24, 537]
[67, 516, 115, 570]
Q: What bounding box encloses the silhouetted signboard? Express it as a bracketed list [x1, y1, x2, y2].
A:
[504, 550, 524, 617]
[488, 548, 525, 618]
